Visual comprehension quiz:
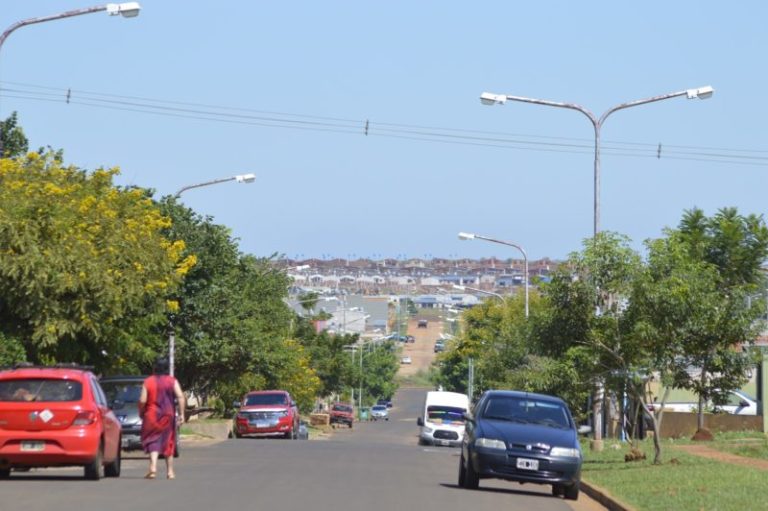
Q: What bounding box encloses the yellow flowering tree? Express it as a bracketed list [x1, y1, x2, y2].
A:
[0, 154, 192, 368]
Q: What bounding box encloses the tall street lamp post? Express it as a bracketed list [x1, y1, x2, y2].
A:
[479, 86, 714, 451]
[458, 232, 528, 319]
[169, 172, 256, 376]
[479, 86, 714, 237]
[0, 3, 142, 157]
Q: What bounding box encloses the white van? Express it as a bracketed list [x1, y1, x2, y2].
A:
[417, 391, 470, 447]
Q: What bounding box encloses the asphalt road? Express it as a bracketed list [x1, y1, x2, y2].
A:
[2, 387, 600, 511]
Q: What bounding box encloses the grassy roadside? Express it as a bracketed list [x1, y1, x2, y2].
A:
[397, 369, 432, 387]
[582, 437, 766, 511]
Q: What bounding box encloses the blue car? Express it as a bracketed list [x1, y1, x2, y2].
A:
[459, 390, 582, 500]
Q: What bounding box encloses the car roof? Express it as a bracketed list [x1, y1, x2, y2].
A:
[100, 375, 146, 382]
[481, 389, 566, 405]
[247, 390, 289, 395]
[0, 365, 94, 380]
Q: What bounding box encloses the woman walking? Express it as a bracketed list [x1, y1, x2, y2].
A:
[139, 356, 185, 479]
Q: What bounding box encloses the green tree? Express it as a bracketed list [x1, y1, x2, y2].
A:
[357, 341, 399, 405]
[295, 321, 357, 398]
[0, 112, 29, 159]
[0, 154, 190, 369]
[536, 232, 644, 454]
[630, 208, 768, 434]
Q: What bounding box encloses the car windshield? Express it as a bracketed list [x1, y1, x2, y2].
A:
[427, 405, 465, 424]
[101, 381, 142, 404]
[245, 393, 288, 406]
[481, 396, 570, 429]
[333, 404, 353, 412]
[0, 378, 83, 402]
[372, 405, 386, 411]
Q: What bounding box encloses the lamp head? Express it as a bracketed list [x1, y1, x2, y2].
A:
[480, 92, 507, 106]
[686, 85, 714, 100]
[107, 2, 141, 17]
[458, 232, 476, 240]
[236, 173, 256, 183]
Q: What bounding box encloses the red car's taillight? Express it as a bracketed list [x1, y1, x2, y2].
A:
[73, 410, 97, 426]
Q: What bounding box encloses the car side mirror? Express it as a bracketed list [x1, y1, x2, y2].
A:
[232, 401, 241, 408]
[417, 417, 424, 427]
[739, 400, 750, 407]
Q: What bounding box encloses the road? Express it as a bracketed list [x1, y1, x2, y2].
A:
[3, 387, 602, 511]
[398, 316, 442, 377]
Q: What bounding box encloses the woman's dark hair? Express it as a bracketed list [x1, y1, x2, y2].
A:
[153, 356, 170, 375]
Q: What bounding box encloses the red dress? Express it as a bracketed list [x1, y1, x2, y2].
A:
[140, 375, 177, 456]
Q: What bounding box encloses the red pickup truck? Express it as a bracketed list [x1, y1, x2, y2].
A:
[329, 402, 354, 428]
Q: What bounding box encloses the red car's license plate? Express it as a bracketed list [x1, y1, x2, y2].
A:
[20, 441, 45, 452]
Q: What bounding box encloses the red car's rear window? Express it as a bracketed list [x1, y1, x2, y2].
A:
[0, 378, 83, 402]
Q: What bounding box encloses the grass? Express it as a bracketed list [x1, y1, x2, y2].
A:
[397, 369, 432, 388]
[582, 438, 767, 511]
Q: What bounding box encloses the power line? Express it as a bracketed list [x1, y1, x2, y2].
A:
[1, 80, 767, 167]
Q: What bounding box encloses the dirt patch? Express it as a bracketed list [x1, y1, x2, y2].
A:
[671, 444, 768, 471]
[691, 428, 714, 442]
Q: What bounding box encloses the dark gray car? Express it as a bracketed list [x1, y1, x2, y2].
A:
[459, 390, 582, 500]
[100, 376, 145, 451]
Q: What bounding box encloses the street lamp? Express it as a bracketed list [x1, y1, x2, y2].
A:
[479, 86, 714, 236]
[480, 86, 713, 450]
[174, 173, 256, 199]
[458, 231, 528, 318]
[452, 284, 503, 301]
[168, 172, 256, 376]
[0, 3, 142, 157]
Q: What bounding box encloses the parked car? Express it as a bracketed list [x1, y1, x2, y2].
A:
[648, 389, 758, 416]
[459, 390, 582, 500]
[418, 320, 428, 328]
[329, 402, 354, 428]
[371, 405, 389, 421]
[401, 356, 413, 365]
[0, 364, 122, 480]
[434, 341, 445, 353]
[405, 335, 416, 343]
[233, 390, 300, 439]
[100, 375, 181, 457]
[377, 398, 393, 409]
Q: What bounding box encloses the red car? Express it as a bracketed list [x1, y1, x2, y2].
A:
[0, 364, 122, 480]
[233, 390, 299, 439]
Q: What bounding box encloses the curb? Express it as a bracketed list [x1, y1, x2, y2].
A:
[580, 479, 637, 511]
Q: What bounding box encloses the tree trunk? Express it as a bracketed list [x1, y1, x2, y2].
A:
[645, 406, 663, 465]
[630, 386, 663, 464]
[697, 364, 708, 431]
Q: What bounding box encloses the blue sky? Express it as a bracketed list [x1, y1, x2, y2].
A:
[1, 1, 766, 262]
